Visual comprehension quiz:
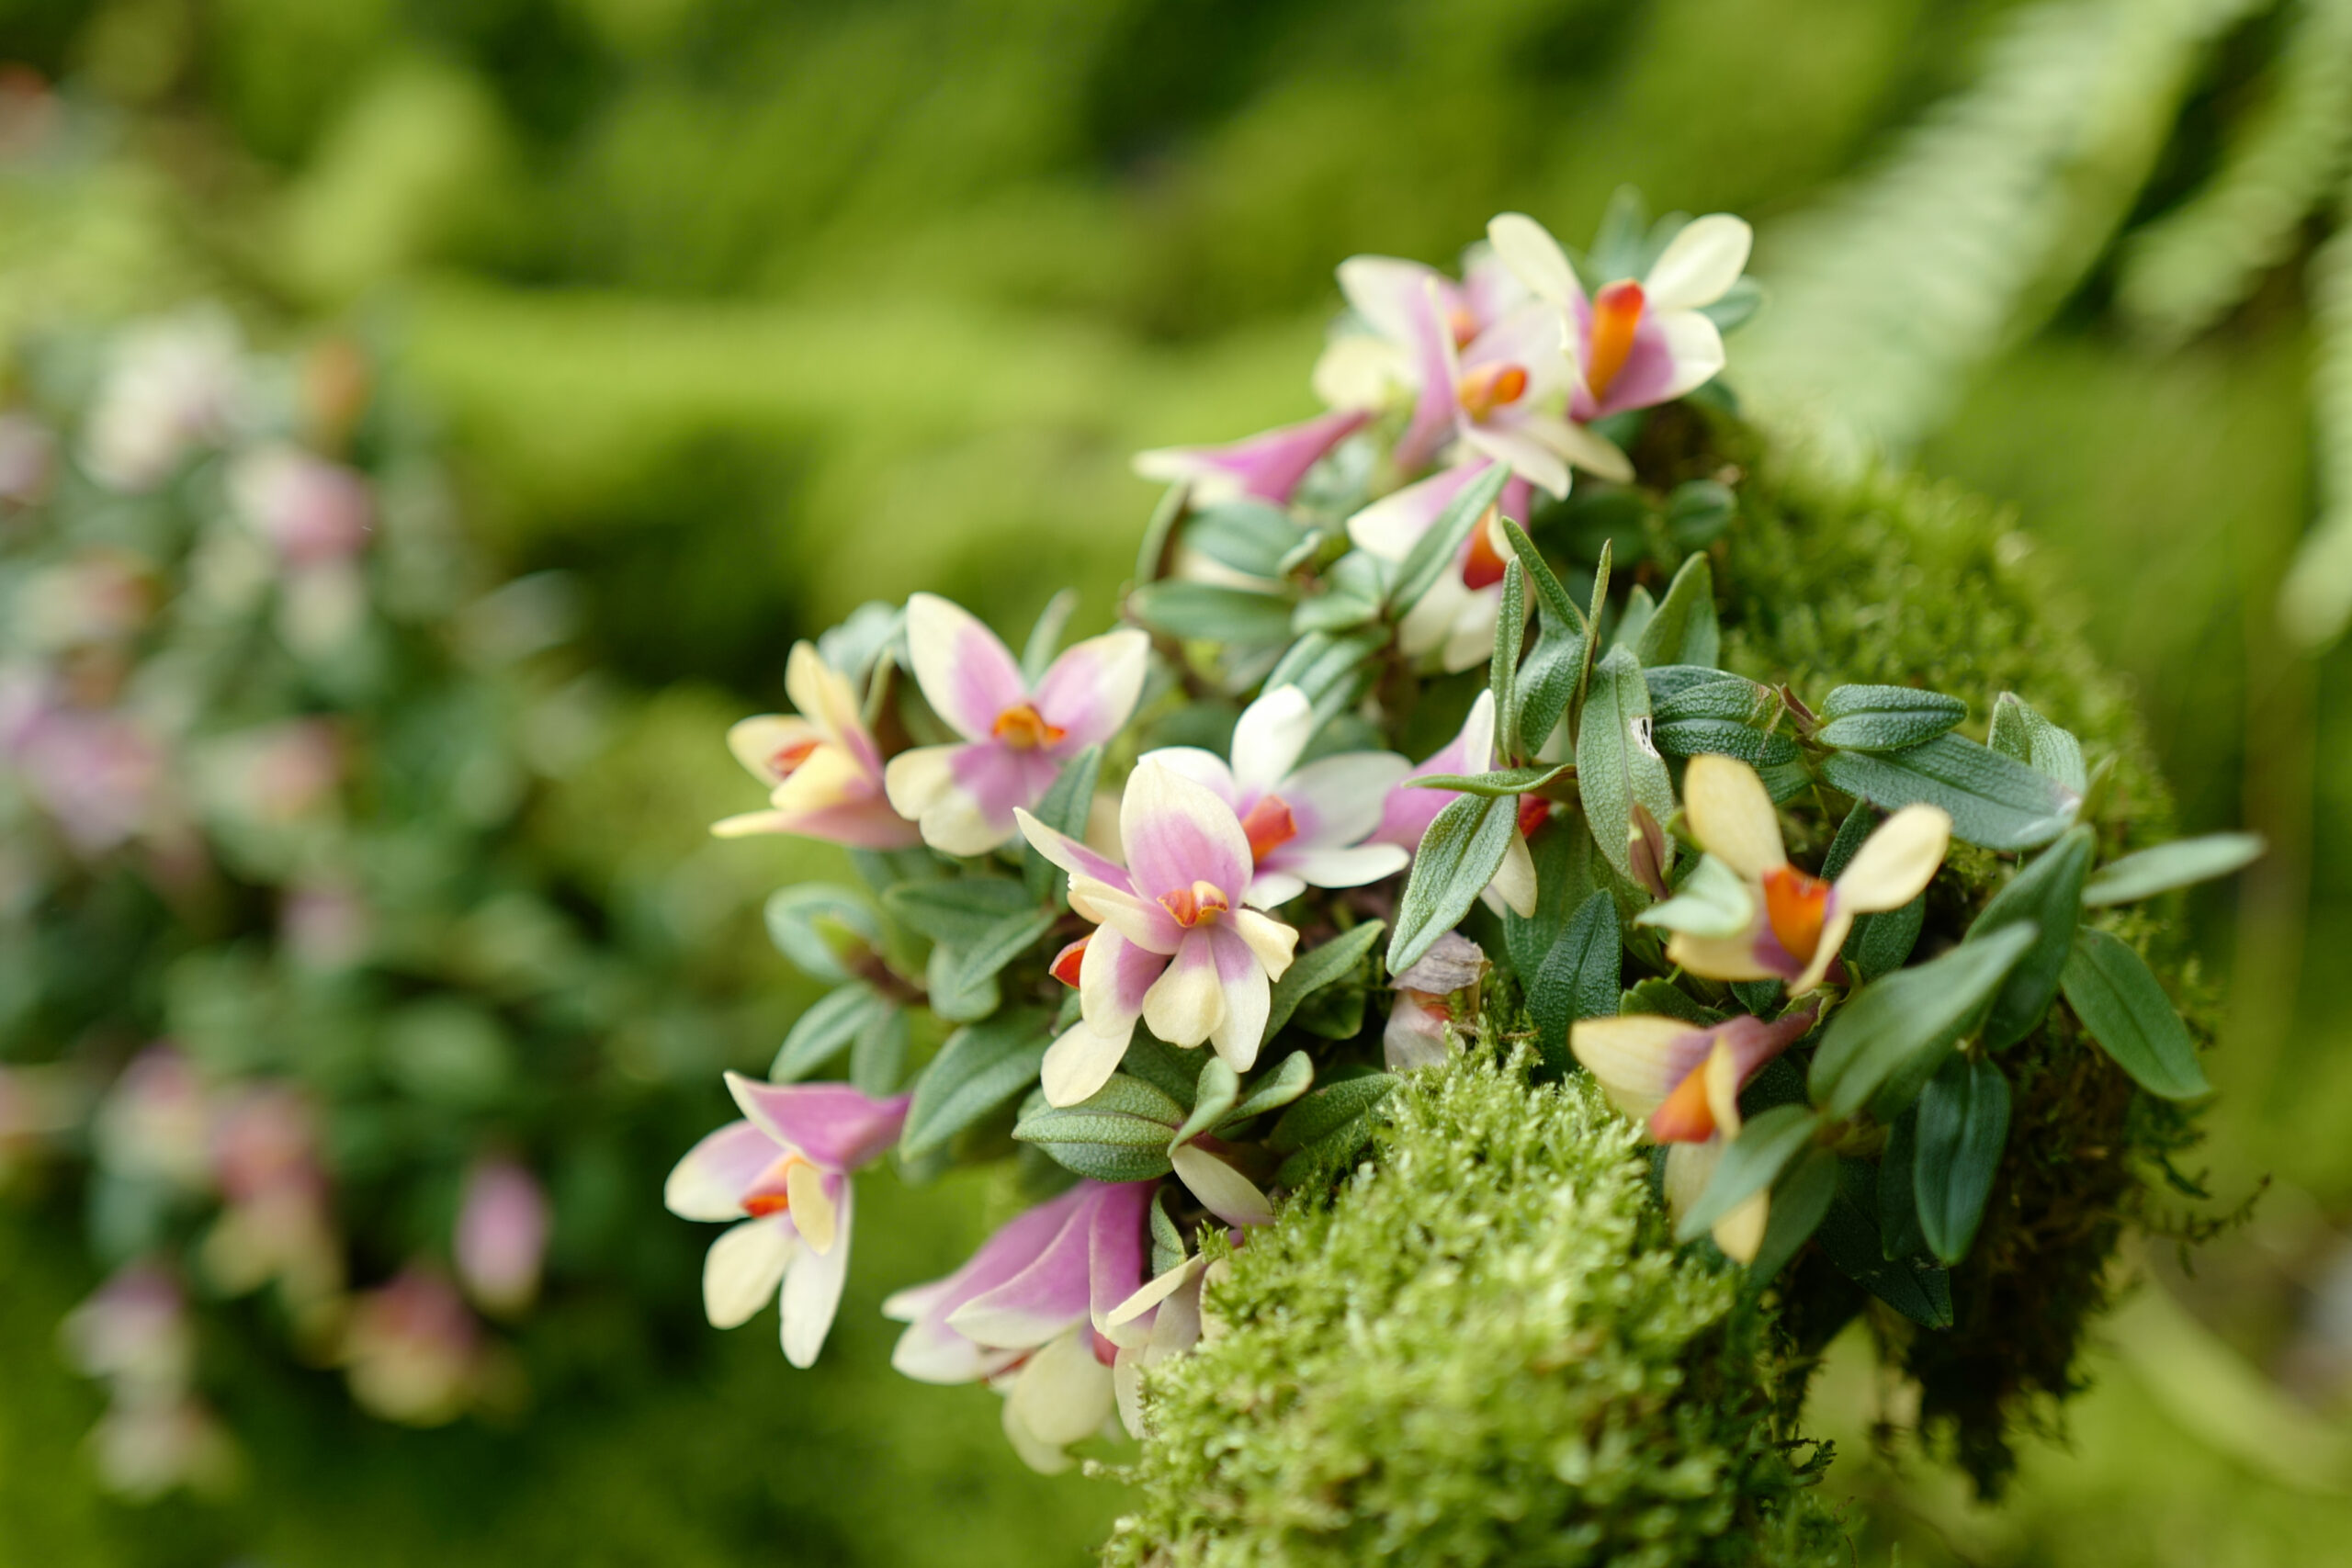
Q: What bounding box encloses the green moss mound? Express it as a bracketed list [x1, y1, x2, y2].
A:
[1105, 1058, 1846, 1568]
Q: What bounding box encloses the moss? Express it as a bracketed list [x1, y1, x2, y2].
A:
[1106, 1057, 1846, 1568]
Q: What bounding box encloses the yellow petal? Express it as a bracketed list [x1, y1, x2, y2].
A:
[1836, 805, 1951, 913]
[1665, 925, 1779, 983]
[1569, 1014, 1702, 1121]
[1682, 754, 1787, 879]
[786, 1162, 837, 1254]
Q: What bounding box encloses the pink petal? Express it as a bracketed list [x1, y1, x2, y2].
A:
[1084, 1182, 1154, 1331]
[905, 593, 1028, 740]
[1276, 750, 1413, 849]
[1345, 461, 1492, 564]
[948, 740, 1064, 839]
[780, 1180, 851, 1368]
[1229, 685, 1315, 798]
[1131, 408, 1369, 505]
[947, 1190, 1099, 1350]
[1016, 808, 1137, 894]
[1135, 747, 1240, 811]
[1373, 690, 1497, 852]
[1141, 929, 1226, 1047]
[1120, 761, 1252, 906]
[1206, 926, 1271, 1067]
[889, 1186, 1092, 1384]
[723, 1077, 910, 1172]
[1081, 926, 1166, 1041]
[1034, 627, 1150, 749]
[663, 1120, 781, 1222]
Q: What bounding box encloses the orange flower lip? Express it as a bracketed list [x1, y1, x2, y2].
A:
[1461, 509, 1510, 590]
[1455, 362, 1530, 422]
[740, 1151, 808, 1216]
[1586, 279, 1645, 401]
[769, 737, 822, 779]
[1647, 1064, 1718, 1144]
[1762, 863, 1832, 965]
[1049, 935, 1090, 987]
[1159, 879, 1230, 928]
[990, 702, 1067, 750]
[1238, 794, 1297, 861]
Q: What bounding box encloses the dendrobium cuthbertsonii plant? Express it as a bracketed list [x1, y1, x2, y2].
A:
[1021, 760, 1300, 1106]
[662, 1077, 909, 1366]
[714, 641, 919, 850]
[1347, 462, 1530, 672]
[887, 592, 1149, 855]
[1372, 689, 1538, 918]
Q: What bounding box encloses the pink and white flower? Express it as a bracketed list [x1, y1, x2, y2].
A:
[715, 641, 921, 850]
[1331, 241, 1534, 473]
[884, 1179, 1153, 1473]
[886, 594, 1149, 855]
[1141, 684, 1409, 909]
[1133, 407, 1369, 506]
[1489, 211, 1752, 426]
[228, 445, 372, 567]
[662, 1077, 909, 1367]
[1650, 754, 1949, 994]
[1017, 761, 1300, 1106]
[1346, 460, 1531, 672]
[1370, 689, 1538, 918]
[1570, 1005, 1818, 1262]
[454, 1155, 551, 1317]
[339, 1267, 489, 1426]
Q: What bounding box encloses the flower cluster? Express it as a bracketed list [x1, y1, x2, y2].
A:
[679, 194, 2250, 1482]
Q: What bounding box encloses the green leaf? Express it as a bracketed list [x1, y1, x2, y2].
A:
[1876, 1109, 1928, 1261]
[951, 907, 1059, 991]
[1634, 854, 1753, 939]
[1622, 978, 1723, 1026]
[1270, 1071, 1396, 1185]
[1816, 1159, 1952, 1327]
[1118, 1038, 1203, 1107]
[1490, 558, 1527, 756]
[1134, 479, 1188, 581]
[1149, 1190, 1187, 1276]
[1129, 581, 1295, 644]
[1633, 552, 1720, 670]
[1503, 812, 1596, 979]
[1807, 924, 2037, 1118]
[1913, 1054, 2009, 1264]
[763, 886, 883, 981]
[850, 1002, 910, 1097]
[1217, 1051, 1314, 1130]
[885, 877, 1036, 947]
[924, 942, 1000, 1024]
[1819, 733, 2080, 852]
[1986, 692, 2087, 794]
[1391, 464, 1509, 616]
[1012, 1076, 1185, 1182]
[1651, 718, 1802, 767]
[1498, 517, 1589, 635]
[1577, 539, 1611, 730]
[1025, 745, 1102, 899]
[1170, 1058, 1240, 1149]
[1387, 794, 1518, 975]
[900, 1010, 1053, 1157]
[1527, 890, 1621, 1075]
[1611, 584, 1657, 653]
[1966, 825, 2094, 1047]
[1677, 1104, 1821, 1243]
[1746, 1146, 1839, 1281]
[771, 984, 887, 1080]
[1020, 589, 1078, 684]
[1576, 646, 1678, 887]
[2082, 832, 2267, 906]
[2061, 928, 2211, 1100]
[1815, 685, 1968, 752]
[1264, 630, 1385, 723]
[1406, 762, 1574, 797]
[1264, 921, 1385, 1043]
[1644, 664, 1747, 709]
[1664, 479, 1736, 549]
[1183, 500, 1312, 579]
[1512, 621, 1586, 761]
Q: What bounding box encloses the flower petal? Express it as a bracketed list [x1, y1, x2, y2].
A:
[1487, 213, 1580, 308]
[1551, 419, 1636, 483]
[1121, 760, 1252, 905]
[1071, 876, 1186, 954]
[1015, 807, 1136, 892]
[1790, 908, 1855, 996]
[727, 714, 821, 786]
[1458, 423, 1570, 501]
[1103, 1255, 1204, 1338]
[1345, 462, 1488, 563]
[1042, 1022, 1132, 1108]
[784, 641, 878, 771]
[1005, 1325, 1116, 1454]
[1035, 627, 1150, 748]
[1230, 685, 1316, 797]
[1242, 869, 1306, 909]
[1170, 1144, 1275, 1227]
[1131, 409, 1369, 506]
[786, 1164, 840, 1254]
[1488, 828, 1538, 917]
[1134, 746, 1239, 809]
[1569, 1014, 1713, 1122]
[780, 1180, 850, 1367]
[905, 593, 1027, 740]
[948, 1192, 1096, 1350]
[1080, 925, 1164, 1041]
[1229, 908, 1298, 981]
[1682, 754, 1787, 879]
[703, 1218, 796, 1330]
[1836, 806, 1951, 913]
[723, 1076, 910, 1172]
[664, 1120, 779, 1222]
[1264, 843, 1409, 892]
[1143, 930, 1225, 1048]
[1086, 1181, 1154, 1330]
[1205, 927, 1272, 1069]
[889, 1187, 1090, 1383]
[1666, 922, 1786, 983]
[1278, 750, 1414, 848]
[1644, 215, 1752, 311]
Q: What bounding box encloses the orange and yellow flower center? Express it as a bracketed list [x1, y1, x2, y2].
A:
[1585, 279, 1645, 400]
[1238, 795, 1297, 862]
[1454, 363, 1529, 423]
[740, 1151, 809, 1217]
[1647, 1064, 1719, 1144]
[1159, 879, 1230, 928]
[991, 703, 1067, 751]
[1049, 935, 1090, 987]
[1447, 302, 1481, 349]
[1460, 508, 1510, 590]
[768, 738, 823, 780]
[1761, 863, 1833, 964]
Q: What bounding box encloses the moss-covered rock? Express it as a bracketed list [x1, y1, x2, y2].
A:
[1105, 1058, 1846, 1568]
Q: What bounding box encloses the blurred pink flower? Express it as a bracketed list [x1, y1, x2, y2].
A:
[62, 1260, 195, 1397]
[713, 642, 920, 851]
[93, 1045, 214, 1190]
[340, 1267, 488, 1426]
[3, 696, 172, 855]
[455, 1156, 550, 1317]
[229, 445, 373, 567]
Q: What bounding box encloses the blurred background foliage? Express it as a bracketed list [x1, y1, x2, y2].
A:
[3, 0, 2351, 1562]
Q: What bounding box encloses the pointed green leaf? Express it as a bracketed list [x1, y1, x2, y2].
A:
[1807, 924, 2036, 1118]
[1913, 1054, 2009, 1264]
[1270, 1070, 1397, 1185]
[1265, 920, 1385, 1043]
[1020, 589, 1079, 683]
[1129, 581, 1295, 644]
[1170, 1058, 1240, 1149]
[1611, 584, 1657, 652]
[771, 984, 888, 1081]
[1183, 500, 1312, 580]
[1387, 794, 1518, 975]
[2082, 832, 2267, 906]
[900, 1009, 1053, 1158]
[1527, 890, 1620, 1075]
[1217, 1051, 1314, 1130]
[1987, 692, 2087, 794]
[1406, 762, 1574, 797]
[1391, 464, 1509, 615]
[1815, 685, 1968, 752]
[1876, 1108, 1928, 1261]
[885, 876, 1036, 947]
[1634, 552, 1720, 670]
[1491, 559, 1527, 756]
[1119, 1038, 1203, 1108]
[1576, 646, 1678, 886]
[1966, 825, 2094, 1047]
[849, 1001, 909, 1096]
[1664, 479, 1736, 548]
[1264, 630, 1385, 725]
[1013, 1075, 1185, 1181]
[1677, 1104, 1820, 1243]
[2062, 928, 2211, 1100]
[1816, 1159, 1952, 1327]
[763, 886, 883, 981]
[1819, 732, 2080, 851]
[1746, 1146, 1839, 1281]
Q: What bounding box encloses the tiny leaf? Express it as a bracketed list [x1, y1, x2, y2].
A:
[1966, 825, 2094, 1047]
[1576, 646, 1678, 887]
[1527, 890, 1621, 1075]
[1819, 733, 2079, 852]
[1815, 685, 1968, 752]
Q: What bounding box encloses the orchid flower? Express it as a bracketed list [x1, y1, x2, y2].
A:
[714, 641, 920, 850]
[1331, 242, 1531, 471]
[1570, 1006, 1818, 1262]
[1646, 754, 1950, 993]
[1369, 690, 1538, 918]
[1382, 931, 1491, 1072]
[885, 593, 1149, 855]
[1017, 760, 1300, 1106]
[1132, 407, 1369, 506]
[1344, 460, 1532, 673]
[662, 1077, 910, 1367]
[1099, 1251, 1216, 1438]
[339, 1267, 488, 1427]
[884, 1180, 1153, 1473]
[1489, 211, 1752, 432]
[1141, 684, 1409, 908]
